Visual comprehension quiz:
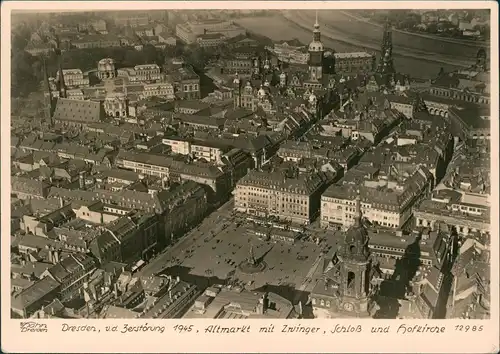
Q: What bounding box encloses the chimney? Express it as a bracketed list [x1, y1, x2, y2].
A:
[59, 197, 64, 208]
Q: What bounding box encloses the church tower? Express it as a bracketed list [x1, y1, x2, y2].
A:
[337, 191, 373, 316]
[308, 11, 324, 82]
[42, 57, 56, 126]
[55, 37, 67, 99]
[475, 48, 487, 71]
[252, 54, 261, 79]
[233, 73, 242, 109]
[377, 19, 395, 75]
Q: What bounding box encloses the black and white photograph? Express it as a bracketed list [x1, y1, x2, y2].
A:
[4, 1, 496, 338]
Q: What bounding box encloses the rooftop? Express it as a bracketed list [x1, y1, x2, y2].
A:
[448, 104, 490, 130]
[334, 51, 373, 59]
[11, 276, 60, 310]
[238, 170, 328, 195]
[53, 98, 104, 123]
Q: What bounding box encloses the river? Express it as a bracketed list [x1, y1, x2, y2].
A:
[235, 13, 488, 79]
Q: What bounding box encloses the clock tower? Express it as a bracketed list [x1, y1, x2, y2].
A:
[337, 191, 373, 316]
[308, 11, 324, 82]
[310, 189, 379, 318]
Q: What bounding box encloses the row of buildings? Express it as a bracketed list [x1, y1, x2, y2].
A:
[175, 20, 246, 45]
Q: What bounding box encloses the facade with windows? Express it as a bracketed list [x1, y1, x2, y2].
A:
[234, 170, 329, 225]
[321, 167, 432, 230]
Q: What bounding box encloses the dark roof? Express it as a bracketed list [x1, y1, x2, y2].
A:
[12, 177, 49, 197]
[101, 168, 140, 182]
[432, 74, 460, 88]
[448, 104, 490, 130]
[238, 170, 328, 195]
[175, 114, 224, 128]
[11, 276, 60, 310]
[53, 98, 104, 123]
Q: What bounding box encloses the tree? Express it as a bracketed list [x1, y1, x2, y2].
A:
[11, 24, 32, 51]
[11, 51, 38, 98]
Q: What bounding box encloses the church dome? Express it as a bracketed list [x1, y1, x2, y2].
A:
[309, 93, 317, 102]
[233, 73, 240, 84]
[340, 191, 370, 261]
[309, 41, 324, 52]
[344, 223, 369, 246]
[280, 72, 286, 78]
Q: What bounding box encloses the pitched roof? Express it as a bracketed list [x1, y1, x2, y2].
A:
[53, 98, 104, 123]
[12, 176, 50, 197]
[11, 276, 60, 310]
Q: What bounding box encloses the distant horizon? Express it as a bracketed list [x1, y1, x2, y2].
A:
[11, 8, 490, 14]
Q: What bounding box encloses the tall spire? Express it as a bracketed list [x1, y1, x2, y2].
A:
[43, 57, 51, 95]
[55, 37, 67, 99]
[312, 10, 321, 41]
[376, 18, 395, 75]
[353, 189, 362, 227]
[42, 57, 54, 125]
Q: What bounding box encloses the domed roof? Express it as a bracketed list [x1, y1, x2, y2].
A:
[99, 58, 115, 65]
[309, 41, 324, 52]
[344, 222, 369, 246]
[280, 71, 286, 78]
[258, 85, 266, 96]
[341, 191, 370, 260]
[233, 73, 240, 84]
[309, 93, 317, 102]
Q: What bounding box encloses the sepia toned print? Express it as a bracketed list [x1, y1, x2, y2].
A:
[9, 7, 491, 323]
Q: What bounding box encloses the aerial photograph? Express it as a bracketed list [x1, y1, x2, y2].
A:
[10, 8, 490, 320]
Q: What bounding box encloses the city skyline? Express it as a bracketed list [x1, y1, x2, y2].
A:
[2, 2, 498, 353]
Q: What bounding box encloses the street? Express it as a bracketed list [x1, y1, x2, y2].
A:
[137, 198, 235, 277]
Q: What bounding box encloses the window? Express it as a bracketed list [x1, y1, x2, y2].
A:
[347, 271, 355, 289]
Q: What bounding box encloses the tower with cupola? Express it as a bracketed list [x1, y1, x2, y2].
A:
[308, 11, 324, 82]
[251, 54, 261, 79]
[42, 57, 56, 126]
[233, 73, 242, 108]
[279, 71, 287, 87]
[377, 19, 395, 75]
[337, 191, 374, 316]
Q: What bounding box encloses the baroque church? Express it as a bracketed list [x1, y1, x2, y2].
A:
[309, 192, 382, 318]
[231, 12, 338, 120]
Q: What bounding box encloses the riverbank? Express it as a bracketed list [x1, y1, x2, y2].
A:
[235, 15, 464, 78]
[340, 10, 490, 48]
[285, 12, 473, 68]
